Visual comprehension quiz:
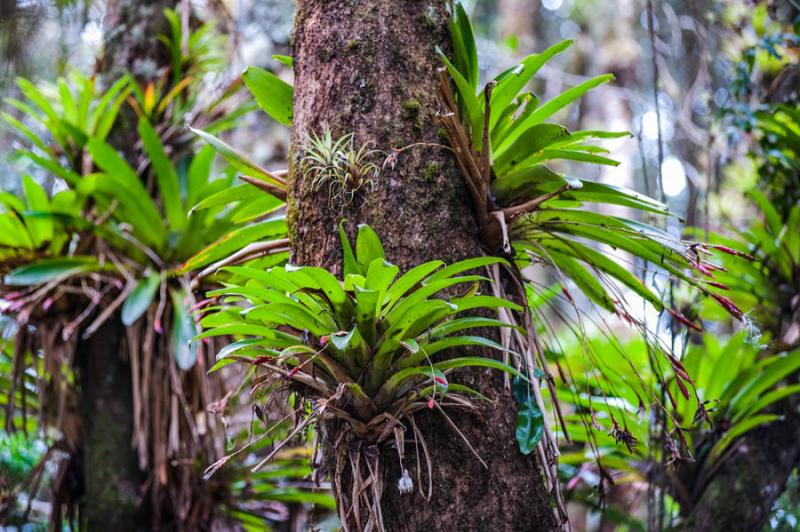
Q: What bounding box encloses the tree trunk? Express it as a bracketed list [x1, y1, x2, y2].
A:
[678, 401, 800, 531]
[77, 314, 145, 531]
[101, 0, 177, 150]
[290, 1, 558, 530]
[75, 1, 177, 528]
[498, 0, 537, 53]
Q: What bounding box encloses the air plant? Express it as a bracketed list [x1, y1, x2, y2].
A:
[199, 222, 525, 529]
[300, 129, 381, 210]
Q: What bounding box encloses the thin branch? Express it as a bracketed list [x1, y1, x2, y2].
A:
[239, 173, 288, 200]
[82, 282, 132, 338]
[192, 238, 290, 284]
[499, 184, 572, 221]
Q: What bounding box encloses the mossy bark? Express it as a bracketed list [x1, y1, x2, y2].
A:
[77, 314, 145, 531]
[677, 399, 800, 531]
[290, 1, 558, 530]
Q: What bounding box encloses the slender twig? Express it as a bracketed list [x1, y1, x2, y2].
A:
[251, 412, 317, 472]
[82, 282, 132, 338]
[499, 184, 572, 221]
[192, 238, 290, 284]
[238, 173, 288, 200]
[119, 228, 164, 268]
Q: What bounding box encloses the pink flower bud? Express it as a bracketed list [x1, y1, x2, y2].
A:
[667, 308, 704, 332]
[694, 262, 714, 277]
[710, 293, 744, 320]
[190, 298, 214, 312]
[675, 376, 690, 400]
[562, 287, 574, 303]
[710, 244, 755, 260]
[427, 398, 435, 409]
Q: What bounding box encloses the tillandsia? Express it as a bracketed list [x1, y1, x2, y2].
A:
[300, 128, 382, 211]
[199, 222, 526, 527]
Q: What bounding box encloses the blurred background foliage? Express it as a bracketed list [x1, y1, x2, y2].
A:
[0, 0, 798, 530]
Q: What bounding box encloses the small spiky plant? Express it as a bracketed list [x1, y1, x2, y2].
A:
[300, 129, 381, 210]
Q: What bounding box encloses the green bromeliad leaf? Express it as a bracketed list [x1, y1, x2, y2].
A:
[440, 4, 736, 327]
[243, 66, 293, 126]
[189, 127, 285, 187]
[122, 273, 161, 326]
[201, 224, 523, 430]
[5, 257, 101, 286]
[138, 117, 184, 230]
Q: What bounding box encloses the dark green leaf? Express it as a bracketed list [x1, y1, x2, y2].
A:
[243, 67, 293, 125]
[516, 394, 544, 455]
[5, 257, 100, 286]
[121, 273, 161, 326]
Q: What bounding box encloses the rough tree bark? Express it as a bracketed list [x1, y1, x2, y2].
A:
[77, 316, 144, 530]
[679, 403, 800, 531]
[290, 2, 558, 530]
[75, 1, 176, 529]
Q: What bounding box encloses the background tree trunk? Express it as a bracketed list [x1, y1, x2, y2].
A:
[75, 1, 177, 528]
[290, 1, 558, 530]
[77, 315, 145, 531]
[101, 0, 177, 152]
[679, 403, 800, 531]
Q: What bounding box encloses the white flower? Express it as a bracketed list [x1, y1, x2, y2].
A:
[397, 468, 413, 494]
